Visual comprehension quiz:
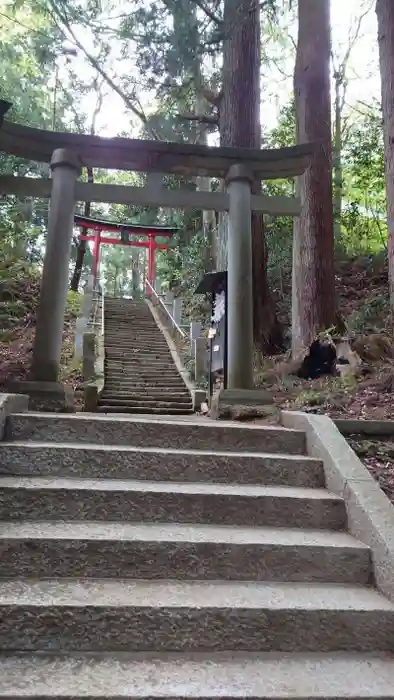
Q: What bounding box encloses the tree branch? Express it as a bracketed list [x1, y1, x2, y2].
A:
[46, 0, 163, 140]
[177, 112, 219, 126]
[190, 0, 223, 26]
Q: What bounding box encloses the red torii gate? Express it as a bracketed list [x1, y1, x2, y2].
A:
[74, 215, 177, 291]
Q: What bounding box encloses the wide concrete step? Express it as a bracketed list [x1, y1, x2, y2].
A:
[0, 579, 392, 652]
[2, 651, 394, 699]
[0, 478, 345, 529]
[6, 414, 306, 453]
[97, 406, 194, 415]
[0, 443, 325, 487]
[0, 521, 371, 582]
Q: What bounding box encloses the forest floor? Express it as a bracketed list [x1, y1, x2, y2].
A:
[258, 252, 393, 421]
[0, 261, 82, 395]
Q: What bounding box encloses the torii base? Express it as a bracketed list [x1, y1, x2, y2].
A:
[6, 380, 74, 413]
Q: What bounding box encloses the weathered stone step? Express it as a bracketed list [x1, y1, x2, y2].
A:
[104, 376, 181, 384]
[0, 521, 370, 582]
[2, 651, 394, 699]
[98, 406, 194, 415]
[105, 360, 175, 372]
[104, 370, 185, 378]
[99, 398, 192, 409]
[105, 338, 169, 344]
[0, 579, 391, 652]
[100, 392, 191, 402]
[105, 336, 168, 347]
[105, 346, 171, 353]
[104, 378, 184, 386]
[0, 443, 324, 487]
[103, 381, 188, 391]
[6, 414, 306, 454]
[98, 399, 193, 410]
[0, 477, 346, 529]
[104, 322, 157, 328]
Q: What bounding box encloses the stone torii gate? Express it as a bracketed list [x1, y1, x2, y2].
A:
[0, 100, 313, 408]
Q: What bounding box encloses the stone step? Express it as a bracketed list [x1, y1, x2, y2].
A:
[103, 378, 185, 385]
[105, 340, 166, 345]
[105, 347, 171, 354]
[0, 443, 325, 487]
[105, 362, 177, 370]
[103, 382, 188, 391]
[0, 477, 346, 529]
[104, 322, 158, 328]
[104, 372, 180, 379]
[104, 376, 182, 383]
[0, 521, 370, 582]
[105, 360, 176, 372]
[97, 399, 193, 411]
[104, 335, 168, 341]
[6, 414, 306, 454]
[100, 392, 191, 402]
[1, 651, 394, 699]
[97, 406, 195, 415]
[0, 579, 391, 652]
[98, 399, 193, 410]
[105, 356, 175, 362]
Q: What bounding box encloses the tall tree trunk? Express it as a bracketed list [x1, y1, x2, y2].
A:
[376, 0, 394, 316]
[70, 86, 103, 291]
[195, 87, 216, 271]
[333, 72, 343, 244]
[70, 166, 93, 291]
[220, 0, 283, 352]
[292, 0, 336, 357]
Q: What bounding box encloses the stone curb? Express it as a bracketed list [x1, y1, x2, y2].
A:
[281, 410, 394, 602]
[334, 418, 394, 437]
[0, 393, 29, 439]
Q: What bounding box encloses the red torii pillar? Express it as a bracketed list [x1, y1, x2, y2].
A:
[79, 233, 168, 292]
[92, 230, 101, 281]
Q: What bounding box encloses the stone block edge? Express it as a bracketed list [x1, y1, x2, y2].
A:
[281, 410, 394, 603]
[0, 392, 29, 440]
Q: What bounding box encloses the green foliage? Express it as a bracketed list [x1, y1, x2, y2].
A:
[66, 290, 83, 319]
[348, 295, 390, 333]
[341, 101, 386, 253]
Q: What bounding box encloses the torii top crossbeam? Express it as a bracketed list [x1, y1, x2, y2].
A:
[74, 214, 177, 237]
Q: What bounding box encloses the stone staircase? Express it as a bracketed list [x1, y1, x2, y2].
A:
[0, 410, 394, 697]
[98, 297, 193, 414]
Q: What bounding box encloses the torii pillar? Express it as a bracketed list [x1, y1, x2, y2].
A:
[226, 164, 254, 389]
[10, 149, 81, 410]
